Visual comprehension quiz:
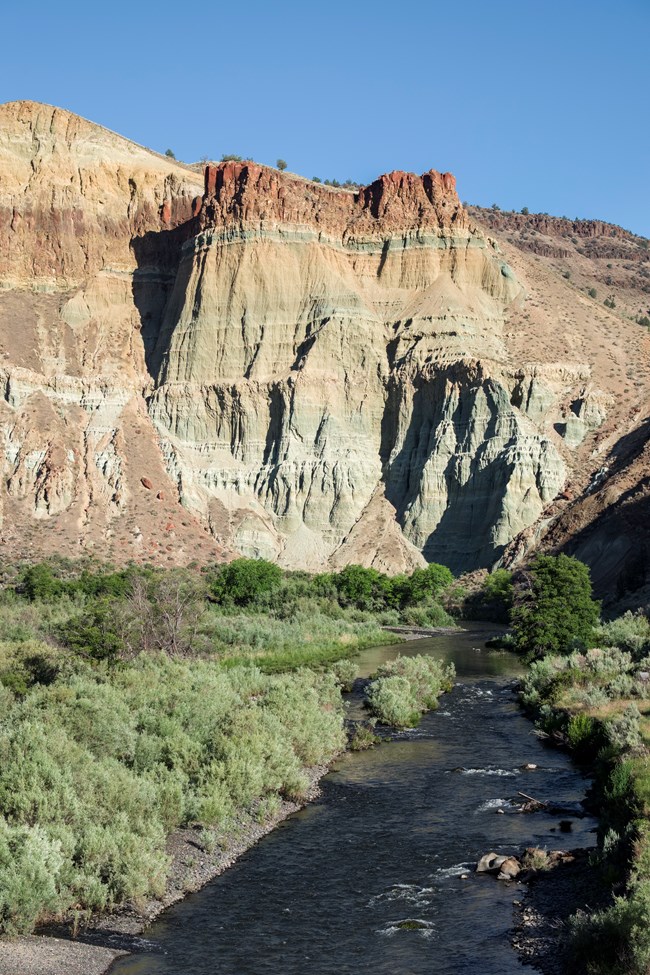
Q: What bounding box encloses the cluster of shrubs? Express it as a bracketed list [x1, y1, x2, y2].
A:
[0, 657, 346, 934]
[515, 601, 650, 974]
[0, 558, 454, 679]
[366, 655, 455, 728]
[0, 556, 458, 934]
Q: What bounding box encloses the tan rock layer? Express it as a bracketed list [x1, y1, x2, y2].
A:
[0, 100, 647, 576]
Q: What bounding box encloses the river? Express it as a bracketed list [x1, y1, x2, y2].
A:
[109, 625, 597, 975]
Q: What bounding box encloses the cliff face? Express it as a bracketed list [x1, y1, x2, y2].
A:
[1, 101, 647, 574]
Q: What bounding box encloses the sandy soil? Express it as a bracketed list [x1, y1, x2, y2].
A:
[0, 937, 126, 975]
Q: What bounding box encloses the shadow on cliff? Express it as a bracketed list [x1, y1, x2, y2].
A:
[559, 484, 650, 607]
[130, 220, 198, 381]
[552, 418, 650, 606]
[607, 415, 650, 471]
[380, 370, 516, 574]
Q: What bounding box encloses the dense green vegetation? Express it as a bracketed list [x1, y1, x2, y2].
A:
[0, 658, 345, 934]
[511, 554, 600, 657]
[0, 556, 456, 935]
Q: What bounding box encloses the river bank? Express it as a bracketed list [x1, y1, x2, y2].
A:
[1, 626, 601, 975]
[512, 848, 610, 975]
[0, 762, 335, 975]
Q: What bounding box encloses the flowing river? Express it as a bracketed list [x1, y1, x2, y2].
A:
[110, 625, 597, 975]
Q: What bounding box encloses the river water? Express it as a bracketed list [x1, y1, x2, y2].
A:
[110, 625, 597, 975]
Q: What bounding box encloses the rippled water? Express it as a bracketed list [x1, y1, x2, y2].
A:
[109, 626, 597, 975]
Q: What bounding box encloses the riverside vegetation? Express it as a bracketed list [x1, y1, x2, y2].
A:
[505, 555, 650, 975]
[0, 557, 454, 936]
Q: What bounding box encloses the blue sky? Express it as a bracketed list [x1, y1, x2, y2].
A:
[2, 0, 649, 236]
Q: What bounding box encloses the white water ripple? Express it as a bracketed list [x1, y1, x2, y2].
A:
[368, 883, 435, 908]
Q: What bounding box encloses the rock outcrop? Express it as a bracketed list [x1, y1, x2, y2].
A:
[0, 100, 648, 573]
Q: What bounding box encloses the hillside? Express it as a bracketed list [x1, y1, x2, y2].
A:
[1, 100, 649, 580]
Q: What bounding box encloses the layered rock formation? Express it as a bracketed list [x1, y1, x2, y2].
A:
[1, 100, 648, 575]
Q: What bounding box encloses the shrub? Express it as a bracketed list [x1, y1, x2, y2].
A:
[367, 655, 454, 728]
[20, 564, 63, 602]
[588, 287, 598, 298]
[349, 720, 380, 751]
[329, 658, 357, 690]
[512, 555, 600, 657]
[276, 159, 287, 171]
[596, 612, 650, 659]
[0, 651, 348, 933]
[367, 674, 420, 727]
[400, 563, 454, 604]
[57, 600, 125, 661]
[400, 601, 454, 628]
[0, 821, 65, 934]
[478, 569, 514, 622]
[569, 881, 650, 974]
[333, 565, 382, 608]
[606, 706, 643, 752]
[567, 713, 596, 752]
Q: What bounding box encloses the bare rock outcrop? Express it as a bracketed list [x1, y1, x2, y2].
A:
[0, 100, 648, 573]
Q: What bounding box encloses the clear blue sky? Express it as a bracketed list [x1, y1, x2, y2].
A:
[2, 0, 649, 236]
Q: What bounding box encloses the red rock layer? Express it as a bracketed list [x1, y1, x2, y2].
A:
[199, 162, 467, 237]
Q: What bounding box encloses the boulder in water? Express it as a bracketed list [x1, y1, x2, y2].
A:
[497, 857, 521, 880]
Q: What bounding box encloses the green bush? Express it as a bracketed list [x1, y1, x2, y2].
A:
[0, 653, 347, 933]
[20, 564, 63, 602]
[606, 706, 643, 752]
[209, 559, 283, 607]
[0, 820, 65, 934]
[366, 654, 454, 728]
[512, 555, 600, 657]
[567, 713, 596, 752]
[596, 612, 650, 659]
[400, 563, 453, 604]
[367, 675, 420, 727]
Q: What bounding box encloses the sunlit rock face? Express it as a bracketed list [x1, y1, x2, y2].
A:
[7, 100, 642, 573]
[144, 162, 564, 571]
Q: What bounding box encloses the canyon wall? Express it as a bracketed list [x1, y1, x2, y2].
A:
[1, 101, 647, 575]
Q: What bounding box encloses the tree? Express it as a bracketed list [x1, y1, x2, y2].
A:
[165, 149, 176, 159]
[401, 563, 453, 605]
[511, 554, 600, 657]
[276, 159, 287, 171]
[521, 206, 529, 215]
[209, 558, 282, 607]
[333, 565, 381, 608]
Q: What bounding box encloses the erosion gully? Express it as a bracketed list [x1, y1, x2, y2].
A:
[109, 625, 597, 975]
